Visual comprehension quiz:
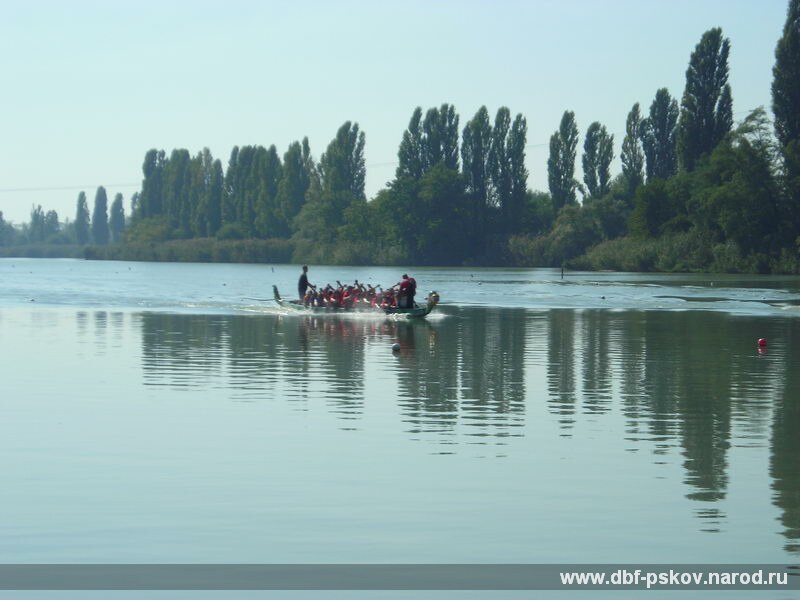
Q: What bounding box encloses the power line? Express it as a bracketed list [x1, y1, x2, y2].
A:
[0, 183, 140, 194]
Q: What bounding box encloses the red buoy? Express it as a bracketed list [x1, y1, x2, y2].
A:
[758, 338, 767, 348]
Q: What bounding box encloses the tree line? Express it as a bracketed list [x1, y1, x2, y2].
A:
[2, 0, 799, 273]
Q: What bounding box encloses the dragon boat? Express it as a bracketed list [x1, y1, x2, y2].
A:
[272, 285, 439, 318]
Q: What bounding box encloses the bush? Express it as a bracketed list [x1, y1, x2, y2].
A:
[215, 223, 248, 241]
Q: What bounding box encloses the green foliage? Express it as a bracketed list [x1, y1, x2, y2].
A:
[575, 230, 714, 272]
[489, 108, 528, 234]
[548, 111, 580, 210]
[413, 164, 469, 264]
[138, 149, 166, 218]
[319, 121, 365, 199]
[507, 114, 529, 235]
[91, 186, 110, 245]
[621, 103, 645, 195]
[582, 121, 614, 198]
[0, 244, 85, 258]
[688, 108, 787, 255]
[75, 192, 90, 245]
[124, 217, 172, 243]
[274, 140, 312, 238]
[678, 28, 733, 171]
[772, 0, 800, 150]
[215, 223, 248, 241]
[0, 211, 18, 246]
[85, 238, 293, 264]
[641, 88, 679, 180]
[522, 191, 555, 236]
[27, 205, 61, 243]
[397, 108, 425, 180]
[628, 177, 690, 238]
[462, 106, 493, 248]
[109, 193, 125, 243]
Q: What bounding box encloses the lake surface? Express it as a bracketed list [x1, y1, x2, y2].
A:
[1, 259, 799, 598]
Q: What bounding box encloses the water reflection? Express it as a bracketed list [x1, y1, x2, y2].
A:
[771, 324, 800, 554]
[131, 307, 799, 554]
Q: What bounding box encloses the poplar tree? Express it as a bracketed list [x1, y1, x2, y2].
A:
[507, 113, 528, 234]
[487, 108, 528, 233]
[75, 191, 90, 245]
[92, 186, 110, 245]
[621, 103, 646, 194]
[29, 205, 45, 243]
[582, 122, 614, 198]
[422, 103, 459, 172]
[207, 159, 224, 236]
[548, 110, 579, 210]
[677, 28, 733, 171]
[489, 107, 512, 210]
[294, 122, 365, 247]
[772, 0, 800, 193]
[276, 140, 312, 237]
[253, 145, 283, 238]
[462, 106, 493, 245]
[110, 193, 125, 243]
[163, 149, 191, 233]
[397, 107, 425, 180]
[138, 149, 166, 218]
[319, 121, 365, 199]
[641, 88, 679, 180]
[399, 104, 460, 179]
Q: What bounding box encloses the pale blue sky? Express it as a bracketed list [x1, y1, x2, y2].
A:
[0, 0, 790, 223]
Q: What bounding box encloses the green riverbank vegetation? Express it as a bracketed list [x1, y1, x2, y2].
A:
[2, 1, 800, 273]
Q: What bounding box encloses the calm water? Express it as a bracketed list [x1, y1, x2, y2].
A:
[1, 259, 799, 597]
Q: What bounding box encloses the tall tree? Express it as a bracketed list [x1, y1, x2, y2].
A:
[293, 123, 365, 251]
[28, 205, 45, 243]
[253, 145, 283, 238]
[422, 103, 459, 172]
[92, 186, 110, 245]
[689, 108, 785, 255]
[641, 88, 679, 180]
[488, 108, 528, 233]
[773, 0, 800, 149]
[507, 113, 529, 234]
[190, 148, 223, 238]
[772, 0, 800, 206]
[75, 191, 90, 245]
[677, 28, 733, 171]
[461, 106, 493, 246]
[582, 122, 614, 198]
[276, 139, 312, 237]
[399, 104, 460, 179]
[109, 193, 125, 243]
[138, 149, 166, 218]
[621, 103, 646, 195]
[489, 107, 512, 210]
[319, 121, 366, 198]
[548, 110, 579, 211]
[44, 210, 59, 239]
[163, 149, 191, 233]
[222, 146, 240, 226]
[397, 107, 425, 179]
[0, 211, 13, 246]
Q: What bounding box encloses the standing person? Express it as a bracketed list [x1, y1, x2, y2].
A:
[394, 273, 417, 308]
[298, 265, 311, 301]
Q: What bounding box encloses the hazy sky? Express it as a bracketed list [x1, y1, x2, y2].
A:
[0, 0, 790, 224]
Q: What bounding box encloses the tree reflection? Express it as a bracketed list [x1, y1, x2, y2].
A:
[771, 320, 800, 555]
[135, 306, 799, 554]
